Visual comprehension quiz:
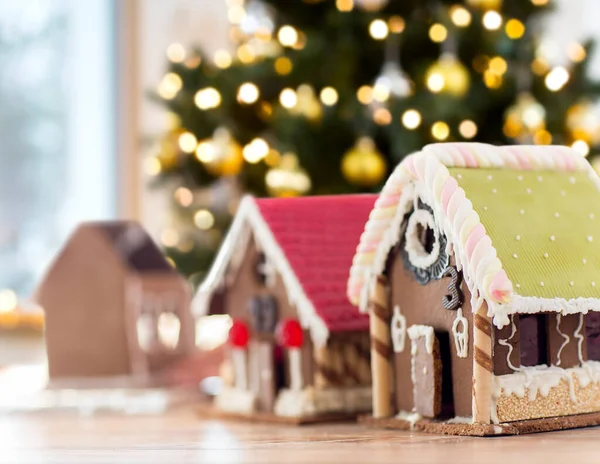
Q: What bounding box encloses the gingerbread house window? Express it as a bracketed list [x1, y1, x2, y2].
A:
[586, 313, 600, 361]
[519, 314, 548, 367]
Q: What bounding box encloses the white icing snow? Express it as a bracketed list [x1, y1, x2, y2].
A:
[274, 387, 372, 417]
[396, 410, 423, 429]
[191, 196, 330, 347]
[490, 361, 600, 424]
[447, 416, 473, 424]
[391, 305, 407, 353]
[215, 386, 256, 415]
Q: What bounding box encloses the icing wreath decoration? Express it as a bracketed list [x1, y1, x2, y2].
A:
[400, 202, 449, 285]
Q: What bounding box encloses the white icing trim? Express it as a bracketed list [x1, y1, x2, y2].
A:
[391, 305, 407, 353]
[447, 416, 473, 424]
[404, 208, 440, 269]
[452, 307, 469, 358]
[408, 325, 435, 354]
[215, 386, 256, 415]
[555, 314, 570, 367]
[497, 318, 520, 372]
[192, 196, 330, 347]
[575, 314, 585, 364]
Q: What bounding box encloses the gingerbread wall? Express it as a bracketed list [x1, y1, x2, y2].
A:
[221, 235, 314, 386]
[388, 253, 474, 418]
[38, 227, 133, 379]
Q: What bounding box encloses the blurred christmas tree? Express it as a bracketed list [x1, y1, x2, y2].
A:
[149, 0, 600, 284]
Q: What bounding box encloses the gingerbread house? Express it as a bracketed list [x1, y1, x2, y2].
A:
[193, 195, 375, 422]
[348, 142, 600, 436]
[35, 221, 195, 387]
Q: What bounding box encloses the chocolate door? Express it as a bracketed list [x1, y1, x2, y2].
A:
[411, 333, 442, 418]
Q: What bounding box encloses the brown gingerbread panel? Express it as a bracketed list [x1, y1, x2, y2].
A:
[37, 226, 132, 379]
[547, 313, 586, 368]
[412, 335, 442, 418]
[493, 315, 521, 375]
[389, 253, 475, 418]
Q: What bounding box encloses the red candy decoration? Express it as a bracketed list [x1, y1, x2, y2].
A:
[228, 319, 249, 348]
[277, 319, 304, 348]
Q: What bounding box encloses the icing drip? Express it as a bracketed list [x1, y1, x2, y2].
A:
[555, 314, 570, 367]
[575, 314, 585, 364]
[497, 318, 520, 371]
[391, 305, 407, 353]
[452, 307, 469, 358]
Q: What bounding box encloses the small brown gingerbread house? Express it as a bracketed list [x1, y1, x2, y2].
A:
[348, 143, 600, 436]
[35, 221, 195, 386]
[193, 195, 375, 422]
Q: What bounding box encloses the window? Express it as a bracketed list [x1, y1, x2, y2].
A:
[0, 0, 116, 302]
[586, 313, 600, 361]
[519, 314, 548, 367]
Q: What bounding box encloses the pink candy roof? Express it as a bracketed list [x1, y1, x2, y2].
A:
[254, 195, 376, 332]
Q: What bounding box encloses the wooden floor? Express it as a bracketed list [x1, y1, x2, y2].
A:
[1, 409, 600, 463]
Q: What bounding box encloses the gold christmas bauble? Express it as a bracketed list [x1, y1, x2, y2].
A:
[425, 54, 470, 97]
[566, 101, 600, 144]
[466, 0, 502, 9]
[291, 84, 323, 121]
[504, 92, 546, 140]
[341, 137, 387, 187]
[265, 153, 311, 197]
[196, 128, 244, 176]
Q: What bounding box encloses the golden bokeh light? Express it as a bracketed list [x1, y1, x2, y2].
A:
[572, 139, 590, 157]
[388, 16, 405, 33]
[373, 107, 392, 125]
[279, 88, 298, 108]
[166, 43, 186, 63]
[429, 23, 448, 43]
[237, 82, 260, 104]
[274, 56, 293, 75]
[431, 121, 450, 140]
[545, 66, 570, 92]
[369, 19, 389, 40]
[214, 50, 232, 69]
[194, 87, 222, 110]
[568, 43, 586, 63]
[157, 73, 183, 100]
[161, 228, 180, 247]
[174, 187, 194, 207]
[194, 209, 215, 230]
[482, 11, 502, 30]
[489, 56, 508, 75]
[402, 109, 422, 130]
[459, 120, 478, 139]
[178, 132, 198, 153]
[336, 0, 354, 12]
[357, 85, 373, 104]
[243, 138, 270, 163]
[237, 44, 256, 64]
[426, 73, 445, 93]
[144, 157, 162, 176]
[533, 129, 552, 145]
[320, 87, 339, 106]
[278, 25, 299, 47]
[450, 6, 472, 27]
[505, 19, 525, 39]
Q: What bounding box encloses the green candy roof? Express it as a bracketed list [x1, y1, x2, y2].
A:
[450, 168, 600, 300]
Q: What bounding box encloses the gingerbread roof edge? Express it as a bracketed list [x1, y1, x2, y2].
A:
[347, 142, 600, 329]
